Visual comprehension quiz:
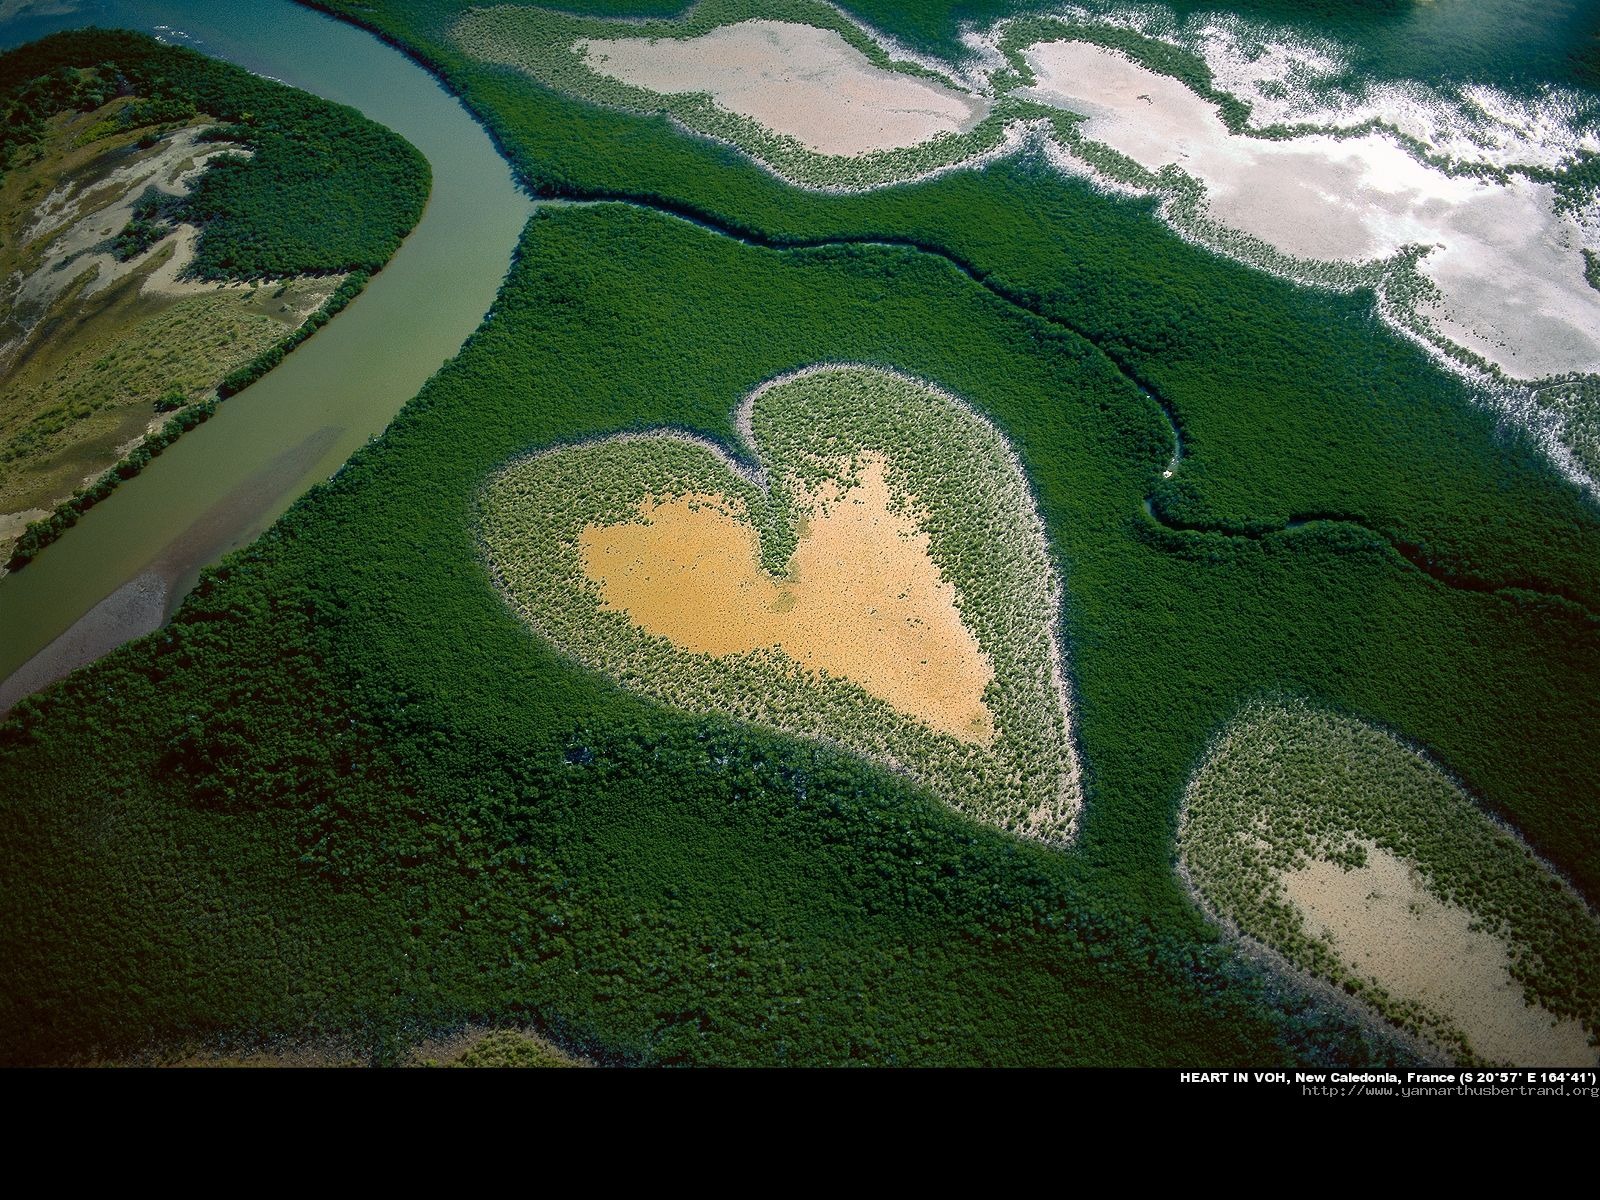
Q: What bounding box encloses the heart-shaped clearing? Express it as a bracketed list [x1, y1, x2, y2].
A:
[479, 365, 1081, 846]
[577, 453, 995, 744]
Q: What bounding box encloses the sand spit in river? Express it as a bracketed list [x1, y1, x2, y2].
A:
[1018, 40, 1600, 380]
[578, 454, 995, 744]
[0, 571, 166, 713]
[1281, 842, 1597, 1066]
[578, 20, 988, 157]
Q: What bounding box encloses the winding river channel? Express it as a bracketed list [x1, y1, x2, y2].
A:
[0, 0, 533, 705]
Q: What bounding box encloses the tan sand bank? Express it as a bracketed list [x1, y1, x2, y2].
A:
[578, 19, 988, 157]
[578, 454, 994, 743]
[0, 508, 49, 547]
[1282, 842, 1596, 1065]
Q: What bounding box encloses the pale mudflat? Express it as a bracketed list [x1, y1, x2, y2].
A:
[577, 454, 995, 743]
[578, 19, 988, 157]
[1018, 40, 1600, 379]
[1281, 843, 1596, 1066]
[5, 124, 247, 338]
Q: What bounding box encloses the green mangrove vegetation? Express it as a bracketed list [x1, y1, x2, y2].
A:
[0, 30, 429, 568]
[0, 30, 429, 279]
[4, 190, 1595, 1064]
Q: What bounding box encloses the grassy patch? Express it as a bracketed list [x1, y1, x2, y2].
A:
[0, 273, 339, 512]
[448, 1029, 581, 1068]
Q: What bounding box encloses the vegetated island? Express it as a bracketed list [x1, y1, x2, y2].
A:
[1179, 699, 1600, 1067]
[0, 29, 430, 570]
[479, 364, 1082, 845]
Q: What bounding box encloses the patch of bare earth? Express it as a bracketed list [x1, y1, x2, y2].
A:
[1281, 842, 1596, 1065]
[578, 453, 995, 743]
[577, 19, 988, 157]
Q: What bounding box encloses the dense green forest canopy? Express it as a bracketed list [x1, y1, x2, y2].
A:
[1, 2, 1597, 1065]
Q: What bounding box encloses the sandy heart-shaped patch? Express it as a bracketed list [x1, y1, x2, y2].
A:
[479, 365, 1081, 846]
